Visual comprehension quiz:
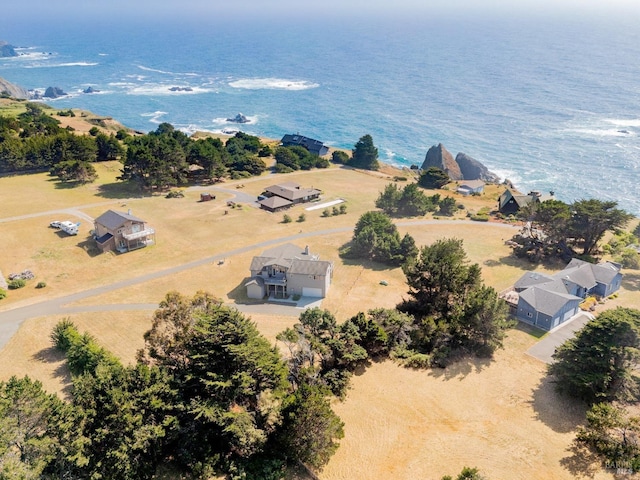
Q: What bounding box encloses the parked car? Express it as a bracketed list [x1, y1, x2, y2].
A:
[50, 221, 61, 228]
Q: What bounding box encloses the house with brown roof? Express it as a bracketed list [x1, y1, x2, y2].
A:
[245, 243, 332, 299]
[258, 182, 321, 212]
[93, 210, 155, 253]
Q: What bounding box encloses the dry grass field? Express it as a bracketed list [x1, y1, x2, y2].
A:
[0, 148, 636, 480]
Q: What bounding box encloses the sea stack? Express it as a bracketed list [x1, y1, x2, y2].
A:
[455, 152, 500, 183]
[43, 86, 68, 98]
[421, 143, 463, 180]
[0, 41, 18, 58]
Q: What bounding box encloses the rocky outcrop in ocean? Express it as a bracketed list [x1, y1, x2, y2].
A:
[0, 41, 17, 57]
[420, 143, 500, 182]
[226, 113, 249, 123]
[455, 152, 500, 183]
[43, 86, 68, 98]
[0, 76, 30, 99]
[420, 143, 463, 180]
[83, 86, 100, 94]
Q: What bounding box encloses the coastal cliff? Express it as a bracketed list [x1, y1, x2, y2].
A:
[0, 76, 30, 100]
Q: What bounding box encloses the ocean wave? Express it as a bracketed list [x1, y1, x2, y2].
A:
[24, 61, 99, 69]
[228, 78, 319, 91]
[568, 128, 635, 137]
[141, 111, 168, 124]
[605, 118, 640, 128]
[137, 64, 199, 76]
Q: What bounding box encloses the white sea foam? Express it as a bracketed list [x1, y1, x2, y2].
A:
[126, 84, 213, 95]
[212, 115, 258, 125]
[98, 53, 109, 56]
[569, 128, 634, 137]
[141, 111, 168, 124]
[228, 78, 319, 91]
[23, 61, 98, 69]
[137, 65, 199, 76]
[604, 118, 640, 128]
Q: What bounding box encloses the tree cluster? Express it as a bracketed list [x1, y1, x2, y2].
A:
[549, 308, 640, 471]
[0, 292, 349, 479]
[376, 182, 457, 217]
[274, 145, 329, 173]
[119, 126, 268, 190]
[342, 211, 418, 266]
[510, 198, 633, 260]
[398, 238, 513, 366]
[0, 103, 124, 182]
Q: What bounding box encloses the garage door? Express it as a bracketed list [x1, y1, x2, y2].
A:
[302, 287, 323, 298]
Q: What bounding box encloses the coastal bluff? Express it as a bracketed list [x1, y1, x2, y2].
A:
[421, 143, 499, 182]
[0, 76, 30, 100]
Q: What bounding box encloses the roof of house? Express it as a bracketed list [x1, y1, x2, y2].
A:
[250, 243, 330, 276]
[264, 183, 321, 202]
[519, 286, 582, 317]
[514, 271, 554, 290]
[95, 232, 114, 244]
[94, 210, 145, 230]
[258, 196, 293, 210]
[244, 277, 265, 287]
[281, 134, 328, 155]
[566, 258, 622, 285]
[289, 259, 332, 276]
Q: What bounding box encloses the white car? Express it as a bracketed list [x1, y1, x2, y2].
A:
[50, 221, 61, 228]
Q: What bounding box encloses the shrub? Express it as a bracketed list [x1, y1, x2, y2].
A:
[51, 319, 78, 351]
[470, 215, 489, 222]
[282, 214, 292, 223]
[403, 353, 431, 369]
[322, 209, 331, 217]
[339, 204, 347, 214]
[332, 206, 340, 216]
[297, 213, 306, 222]
[393, 176, 408, 182]
[36, 281, 47, 289]
[8, 278, 26, 289]
[0, 288, 6, 300]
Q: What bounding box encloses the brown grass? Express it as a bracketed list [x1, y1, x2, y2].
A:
[0, 154, 633, 480]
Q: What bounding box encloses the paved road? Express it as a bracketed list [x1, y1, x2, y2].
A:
[525, 312, 594, 363]
[0, 219, 518, 351]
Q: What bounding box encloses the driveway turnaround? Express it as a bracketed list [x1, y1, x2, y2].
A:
[526, 312, 594, 363]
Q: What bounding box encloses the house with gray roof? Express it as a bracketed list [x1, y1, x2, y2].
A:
[456, 180, 485, 196]
[93, 209, 155, 253]
[258, 182, 321, 212]
[245, 243, 333, 299]
[510, 259, 622, 330]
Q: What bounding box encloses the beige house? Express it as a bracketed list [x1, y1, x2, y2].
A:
[94, 210, 155, 253]
[258, 182, 321, 212]
[246, 243, 332, 299]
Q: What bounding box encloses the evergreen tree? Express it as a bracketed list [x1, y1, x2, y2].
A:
[350, 134, 379, 170]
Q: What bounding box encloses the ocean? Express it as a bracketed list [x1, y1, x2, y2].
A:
[1, 11, 639, 214]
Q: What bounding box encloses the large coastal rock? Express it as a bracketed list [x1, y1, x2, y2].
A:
[0, 41, 18, 57]
[226, 112, 249, 123]
[455, 152, 500, 183]
[0, 76, 30, 99]
[43, 86, 68, 98]
[421, 143, 463, 180]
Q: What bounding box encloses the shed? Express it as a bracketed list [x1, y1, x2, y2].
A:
[200, 193, 215, 202]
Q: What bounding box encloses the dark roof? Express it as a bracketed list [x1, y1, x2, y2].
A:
[94, 210, 145, 230]
[95, 232, 113, 244]
[250, 243, 330, 277]
[258, 196, 293, 210]
[289, 259, 332, 276]
[281, 134, 329, 156]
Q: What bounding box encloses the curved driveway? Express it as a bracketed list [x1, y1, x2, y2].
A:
[0, 220, 518, 351]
